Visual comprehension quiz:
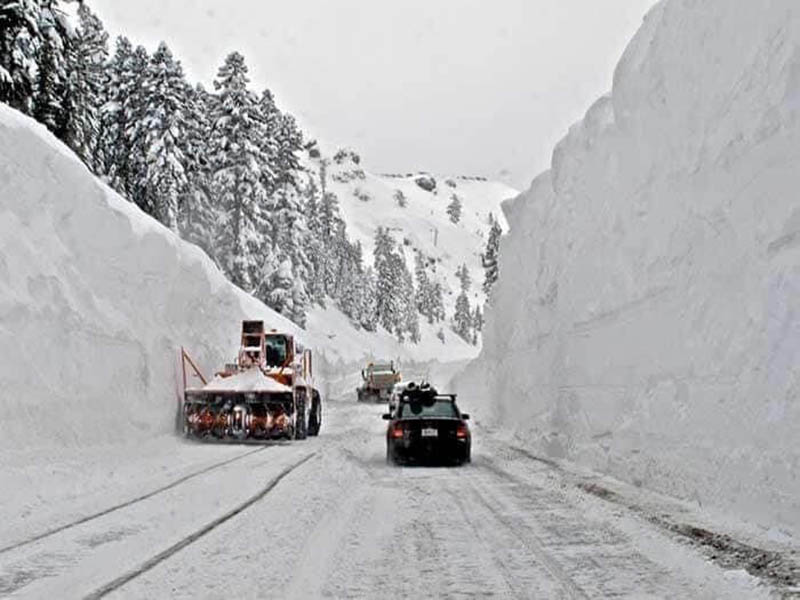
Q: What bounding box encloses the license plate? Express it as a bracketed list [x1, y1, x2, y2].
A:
[421, 428, 438, 438]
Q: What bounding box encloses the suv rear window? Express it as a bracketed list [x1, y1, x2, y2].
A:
[398, 400, 459, 419]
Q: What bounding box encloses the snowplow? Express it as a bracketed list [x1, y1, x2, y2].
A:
[180, 320, 322, 441]
[357, 361, 401, 403]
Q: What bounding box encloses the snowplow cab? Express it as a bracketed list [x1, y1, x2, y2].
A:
[265, 333, 291, 367]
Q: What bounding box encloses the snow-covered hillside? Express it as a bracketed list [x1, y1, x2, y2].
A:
[312, 148, 516, 315]
[0, 105, 475, 457]
[457, 0, 800, 538]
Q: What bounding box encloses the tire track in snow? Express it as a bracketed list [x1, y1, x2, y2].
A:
[462, 461, 590, 599]
[0, 446, 270, 556]
[444, 481, 530, 599]
[84, 451, 318, 600]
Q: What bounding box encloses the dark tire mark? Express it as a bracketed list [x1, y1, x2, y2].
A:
[577, 481, 800, 594]
[505, 443, 800, 596]
[0, 446, 270, 556]
[507, 445, 561, 470]
[85, 452, 318, 600]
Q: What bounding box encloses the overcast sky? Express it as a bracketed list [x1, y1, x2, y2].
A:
[89, 0, 654, 190]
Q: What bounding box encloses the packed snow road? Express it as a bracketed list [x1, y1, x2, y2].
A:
[0, 400, 774, 599]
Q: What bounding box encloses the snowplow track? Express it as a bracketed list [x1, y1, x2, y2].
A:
[0, 446, 269, 556]
[84, 452, 317, 600]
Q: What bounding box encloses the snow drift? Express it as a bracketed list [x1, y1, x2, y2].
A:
[459, 0, 800, 537]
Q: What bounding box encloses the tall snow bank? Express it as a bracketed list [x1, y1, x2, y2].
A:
[0, 105, 304, 455]
[459, 0, 800, 536]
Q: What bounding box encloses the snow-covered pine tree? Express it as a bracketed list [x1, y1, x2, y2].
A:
[319, 191, 341, 240]
[456, 263, 471, 293]
[338, 273, 360, 326]
[253, 243, 279, 306]
[374, 227, 401, 334]
[357, 267, 378, 332]
[399, 261, 420, 343]
[179, 83, 216, 256]
[136, 42, 190, 230]
[302, 175, 327, 306]
[267, 258, 295, 317]
[414, 251, 432, 322]
[328, 222, 355, 302]
[274, 111, 303, 190]
[255, 88, 280, 196]
[273, 185, 304, 267]
[290, 278, 309, 328]
[319, 191, 344, 296]
[431, 280, 446, 323]
[452, 263, 473, 342]
[482, 212, 502, 297]
[471, 304, 483, 345]
[337, 248, 363, 325]
[452, 292, 472, 343]
[0, 0, 42, 113]
[473, 303, 483, 332]
[60, 3, 108, 172]
[318, 158, 329, 195]
[32, 27, 63, 131]
[208, 51, 269, 292]
[447, 193, 462, 224]
[124, 44, 152, 210]
[100, 36, 136, 196]
[271, 183, 311, 325]
[414, 250, 444, 326]
[35, 2, 72, 127]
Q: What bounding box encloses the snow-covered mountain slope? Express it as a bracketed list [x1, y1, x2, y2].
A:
[306, 303, 477, 366]
[456, 0, 800, 538]
[312, 149, 517, 314]
[0, 105, 470, 457]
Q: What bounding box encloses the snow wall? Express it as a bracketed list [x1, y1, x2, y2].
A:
[0, 105, 307, 455]
[457, 0, 800, 537]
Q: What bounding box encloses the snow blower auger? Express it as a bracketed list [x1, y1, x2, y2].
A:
[179, 320, 322, 441]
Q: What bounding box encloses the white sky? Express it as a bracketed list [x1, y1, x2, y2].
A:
[89, 0, 655, 189]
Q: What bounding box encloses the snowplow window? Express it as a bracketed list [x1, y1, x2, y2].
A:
[265, 336, 288, 367]
[398, 400, 459, 419]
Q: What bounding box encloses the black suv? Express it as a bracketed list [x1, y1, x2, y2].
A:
[383, 391, 471, 466]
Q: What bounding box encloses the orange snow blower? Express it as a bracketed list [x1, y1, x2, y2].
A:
[180, 320, 322, 441]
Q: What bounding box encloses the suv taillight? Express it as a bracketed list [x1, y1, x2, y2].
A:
[390, 424, 404, 439]
[456, 424, 469, 439]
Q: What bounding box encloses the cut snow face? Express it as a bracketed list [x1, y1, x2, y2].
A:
[458, 0, 800, 538]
